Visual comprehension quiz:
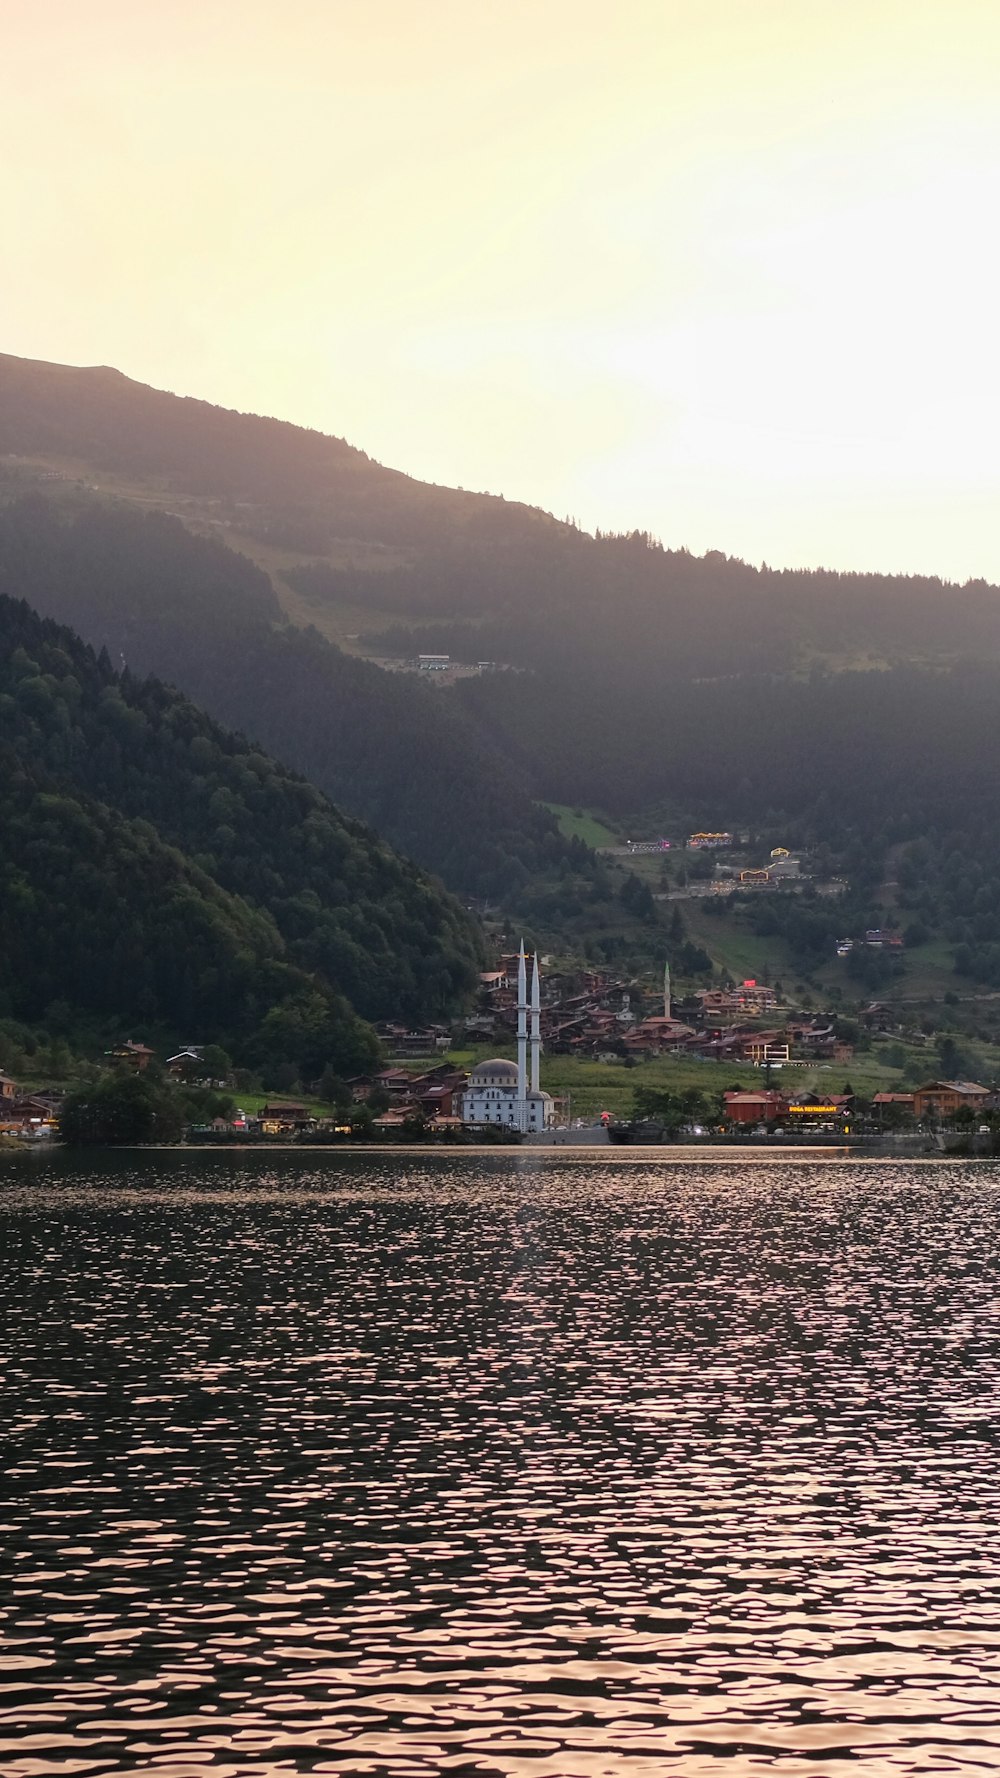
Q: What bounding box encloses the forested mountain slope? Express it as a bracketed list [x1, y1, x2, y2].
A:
[0, 350, 555, 548]
[0, 499, 587, 901]
[7, 350, 1000, 988]
[0, 597, 482, 1065]
[3, 351, 999, 683]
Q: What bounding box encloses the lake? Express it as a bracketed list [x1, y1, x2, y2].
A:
[4, 1150, 1000, 1775]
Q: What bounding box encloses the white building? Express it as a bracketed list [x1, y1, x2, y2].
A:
[459, 941, 555, 1132]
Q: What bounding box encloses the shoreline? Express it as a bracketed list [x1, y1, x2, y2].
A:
[7, 1141, 995, 1161]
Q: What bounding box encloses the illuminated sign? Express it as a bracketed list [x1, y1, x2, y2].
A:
[787, 1104, 842, 1115]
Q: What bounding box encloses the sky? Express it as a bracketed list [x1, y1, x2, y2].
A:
[5, 0, 1000, 582]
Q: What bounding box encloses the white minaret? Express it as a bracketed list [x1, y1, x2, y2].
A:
[516, 939, 528, 1118]
[664, 958, 672, 1022]
[530, 952, 541, 1094]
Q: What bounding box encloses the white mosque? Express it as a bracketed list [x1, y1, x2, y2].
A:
[459, 941, 555, 1133]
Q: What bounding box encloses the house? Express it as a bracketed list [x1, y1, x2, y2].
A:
[767, 853, 801, 879]
[345, 1074, 375, 1102]
[385, 1027, 452, 1056]
[0, 1071, 16, 1100]
[873, 1093, 916, 1119]
[12, 1091, 63, 1119]
[787, 1023, 854, 1062]
[412, 1083, 460, 1118]
[410, 1062, 467, 1088]
[786, 1093, 854, 1125]
[696, 981, 777, 1016]
[912, 1081, 990, 1121]
[739, 1035, 791, 1067]
[723, 1089, 788, 1125]
[372, 1107, 415, 1131]
[409, 1065, 469, 1120]
[166, 1047, 204, 1077]
[6, 1091, 63, 1139]
[106, 1040, 155, 1071]
[373, 1067, 417, 1098]
[622, 1018, 697, 1057]
[257, 1101, 314, 1133]
[737, 980, 778, 1011]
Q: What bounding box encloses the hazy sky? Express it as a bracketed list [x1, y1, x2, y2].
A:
[6, 0, 1000, 580]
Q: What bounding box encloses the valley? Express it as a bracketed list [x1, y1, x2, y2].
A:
[4, 349, 1000, 1125]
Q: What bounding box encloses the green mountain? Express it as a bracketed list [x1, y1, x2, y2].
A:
[0, 595, 482, 1069]
[0, 495, 589, 906]
[0, 349, 553, 545]
[6, 350, 1000, 992]
[4, 350, 998, 685]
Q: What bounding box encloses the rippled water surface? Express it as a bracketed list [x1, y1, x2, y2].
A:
[5, 1152, 1000, 1776]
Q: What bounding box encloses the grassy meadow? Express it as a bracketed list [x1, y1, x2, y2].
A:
[442, 1037, 989, 1123]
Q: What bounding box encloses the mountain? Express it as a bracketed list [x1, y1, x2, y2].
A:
[0, 496, 591, 903]
[0, 349, 557, 547]
[4, 351, 998, 688]
[6, 351, 1000, 990]
[0, 595, 482, 1069]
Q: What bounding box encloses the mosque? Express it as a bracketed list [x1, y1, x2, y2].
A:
[459, 941, 555, 1132]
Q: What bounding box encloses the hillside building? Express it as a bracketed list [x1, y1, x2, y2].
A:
[912, 1080, 990, 1120]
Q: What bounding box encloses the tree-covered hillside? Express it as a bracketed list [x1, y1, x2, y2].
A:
[8, 350, 1000, 987]
[0, 499, 590, 901]
[6, 352, 999, 678]
[0, 597, 483, 1065]
[309, 532, 1000, 683]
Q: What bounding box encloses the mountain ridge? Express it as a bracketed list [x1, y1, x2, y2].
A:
[9, 349, 1000, 997]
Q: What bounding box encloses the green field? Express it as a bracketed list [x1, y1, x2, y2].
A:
[543, 803, 621, 849]
[678, 903, 803, 988]
[443, 1038, 990, 1122]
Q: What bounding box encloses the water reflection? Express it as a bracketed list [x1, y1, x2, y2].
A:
[3, 1152, 1000, 1774]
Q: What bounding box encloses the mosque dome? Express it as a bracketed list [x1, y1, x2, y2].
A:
[470, 1058, 519, 1085]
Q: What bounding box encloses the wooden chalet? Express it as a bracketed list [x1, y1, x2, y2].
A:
[912, 1081, 990, 1120]
[106, 1039, 155, 1071]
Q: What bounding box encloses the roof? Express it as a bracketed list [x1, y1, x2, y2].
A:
[724, 1090, 785, 1104]
[470, 1058, 519, 1081]
[916, 1080, 989, 1096]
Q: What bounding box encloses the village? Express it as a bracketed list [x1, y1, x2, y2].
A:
[2, 942, 998, 1147]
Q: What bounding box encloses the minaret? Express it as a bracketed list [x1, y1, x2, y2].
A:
[516, 939, 528, 1122]
[664, 958, 672, 1022]
[530, 952, 541, 1094]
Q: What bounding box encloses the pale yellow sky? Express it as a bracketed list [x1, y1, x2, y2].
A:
[5, 0, 1000, 580]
